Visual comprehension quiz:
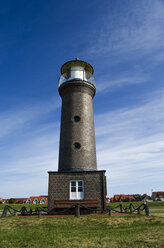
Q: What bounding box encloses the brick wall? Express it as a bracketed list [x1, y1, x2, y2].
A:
[48, 170, 106, 213]
[58, 81, 97, 172]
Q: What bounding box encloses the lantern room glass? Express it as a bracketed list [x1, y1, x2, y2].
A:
[59, 66, 96, 87]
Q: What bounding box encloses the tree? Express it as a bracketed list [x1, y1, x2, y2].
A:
[8, 198, 16, 204]
[132, 194, 141, 201]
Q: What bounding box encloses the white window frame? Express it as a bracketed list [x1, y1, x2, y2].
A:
[33, 199, 38, 204]
[40, 199, 45, 204]
[70, 180, 84, 200]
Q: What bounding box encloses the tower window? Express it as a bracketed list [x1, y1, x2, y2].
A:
[74, 116, 80, 122]
[74, 142, 81, 150]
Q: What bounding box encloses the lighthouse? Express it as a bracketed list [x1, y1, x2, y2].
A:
[48, 58, 107, 214]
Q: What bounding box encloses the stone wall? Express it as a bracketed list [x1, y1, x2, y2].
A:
[48, 170, 106, 213]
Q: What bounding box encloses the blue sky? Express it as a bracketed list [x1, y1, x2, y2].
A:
[0, 0, 164, 198]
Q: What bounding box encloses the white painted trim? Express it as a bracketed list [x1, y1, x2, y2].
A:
[70, 180, 84, 200]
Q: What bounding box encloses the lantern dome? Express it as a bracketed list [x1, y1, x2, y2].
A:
[58, 58, 96, 87]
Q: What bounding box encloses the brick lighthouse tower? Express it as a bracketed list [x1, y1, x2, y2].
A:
[48, 58, 107, 214]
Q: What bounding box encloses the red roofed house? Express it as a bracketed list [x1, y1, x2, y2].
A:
[26, 196, 48, 204]
[111, 194, 135, 202]
[152, 192, 164, 201]
[14, 198, 27, 203]
[0, 198, 4, 203]
[141, 194, 152, 201]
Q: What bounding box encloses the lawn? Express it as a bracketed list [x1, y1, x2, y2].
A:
[0, 204, 47, 216]
[107, 201, 164, 210]
[0, 204, 47, 212]
[0, 202, 164, 248]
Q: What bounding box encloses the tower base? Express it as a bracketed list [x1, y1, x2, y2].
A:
[48, 170, 107, 214]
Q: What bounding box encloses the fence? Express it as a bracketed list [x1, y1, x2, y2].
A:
[0, 204, 85, 218]
[108, 202, 150, 216]
[0, 202, 150, 218]
[0, 205, 48, 218]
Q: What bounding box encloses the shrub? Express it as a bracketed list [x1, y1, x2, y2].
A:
[8, 199, 16, 204]
[123, 198, 130, 202]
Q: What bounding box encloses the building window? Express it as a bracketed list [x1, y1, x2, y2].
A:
[78, 181, 83, 192]
[70, 180, 84, 200]
[74, 142, 81, 150]
[33, 199, 38, 204]
[40, 199, 45, 204]
[26, 199, 31, 204]
[74, 116, 80, 122]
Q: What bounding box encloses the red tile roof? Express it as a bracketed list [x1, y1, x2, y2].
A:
[152, 192, 164, 197]
[15, 198, 27, 203]
[113, 194, 135, 202]
[27, 196, 48, 204]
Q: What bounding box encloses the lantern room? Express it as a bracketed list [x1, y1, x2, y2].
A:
[58, 58, 96, 87]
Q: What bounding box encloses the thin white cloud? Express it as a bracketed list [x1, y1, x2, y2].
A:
[96, 74, 149, 92]
[0, 98, 61, 197]
[0, 98, 60, 139]
[0, 122, 59, 198]
[88, 0, 164, 60]
[95, 89, 164, 195]
[1, 89, 164, 198]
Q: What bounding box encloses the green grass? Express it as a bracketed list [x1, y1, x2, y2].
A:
[107, 201, 164, 218]
[0, 204, 47, 211]
[0, 204, 47, 215]
[1, 201, 163, 212]
[146, 201, 164, 209]
[0, 202, 164, 247]
[1, 202, 164, 217]
[107, 201, 164, 210]
[0, 215, 164, 248]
